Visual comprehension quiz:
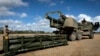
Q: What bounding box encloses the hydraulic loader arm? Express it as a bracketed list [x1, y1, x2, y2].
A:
[45, 11, 66, 28]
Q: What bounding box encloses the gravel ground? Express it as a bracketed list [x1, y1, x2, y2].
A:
[71, 34, 100, 56]
[0, 34, 100, 56]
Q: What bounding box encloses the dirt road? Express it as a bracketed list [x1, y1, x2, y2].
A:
[71, 34, 100, 56]
[0, 34, 100, 56]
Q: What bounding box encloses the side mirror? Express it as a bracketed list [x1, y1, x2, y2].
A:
[93, 22, 100, 30]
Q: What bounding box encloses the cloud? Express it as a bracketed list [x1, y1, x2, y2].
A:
[31, 18, 56, 32]
[1, 14, 100, 32]
[0, 19, 22, 30]
[60, 1, 64, 4]
[37, 0, 51, 3]
[78, 14, 92, 22]
[66, 6, 70, 11]
[34, 16, 43, 22]
[0, 0, 28, 16]
[66, 14, 100, 23]
[93, 16, 100, 22]
[0, 7, 16, 16]
[0, 19, 27, 30]
[65, 14, 75, 18]
[0, 16, 56, 32]
[0, 0, 28, 7]
[88, 0, 96, 2]
[0, 19, 22, 25]
[0, 7, 28, 17]
[38, 0, 56, 6]
[20, 13, 27, 18]
[50, 2, 56, 6]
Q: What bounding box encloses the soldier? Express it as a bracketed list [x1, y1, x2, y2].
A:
[4, 25, 9, 36]
[81, 18, 87, 25]
[3, 25, 10, 55]
[82, 18, 86, 22]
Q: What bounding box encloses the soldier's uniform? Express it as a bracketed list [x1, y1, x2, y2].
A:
[4, 25, 9, 36]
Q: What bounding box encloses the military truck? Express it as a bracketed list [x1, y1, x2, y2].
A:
[45, 11, 100, 41]
[79, 19, 100, 39]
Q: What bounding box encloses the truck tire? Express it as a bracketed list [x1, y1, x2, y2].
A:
[76, 33, 82, 40]
[69, 33, 76, 41]
[89, 31, 94, 39]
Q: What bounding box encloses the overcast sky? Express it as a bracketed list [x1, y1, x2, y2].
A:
[0, 0, 100, 32]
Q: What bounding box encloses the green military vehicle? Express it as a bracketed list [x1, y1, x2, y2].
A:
[45, 11, 100, 41]
[79, 19, 100, 39]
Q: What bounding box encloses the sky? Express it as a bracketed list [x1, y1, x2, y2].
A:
[0, 0, 100, 32]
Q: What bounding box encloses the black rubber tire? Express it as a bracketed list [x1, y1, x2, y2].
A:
[76, 33, 82, 40]
[69, 34, 76, 41]
[89, 31, 94, 39]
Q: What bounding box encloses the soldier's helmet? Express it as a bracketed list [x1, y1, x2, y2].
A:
[82, 18, 86, 23]
[5, 25, 8, 28]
